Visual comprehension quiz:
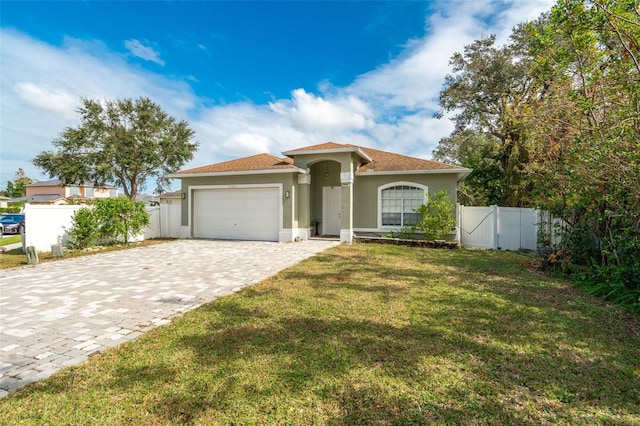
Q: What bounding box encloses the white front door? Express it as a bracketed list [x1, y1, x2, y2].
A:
[322, 186, 341, 236]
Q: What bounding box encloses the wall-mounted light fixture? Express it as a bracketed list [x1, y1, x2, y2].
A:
[284, 190, 290, 199]
[181, 192, 186, 199]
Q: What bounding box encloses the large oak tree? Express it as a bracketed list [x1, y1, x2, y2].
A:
[34, 97, 198, 199]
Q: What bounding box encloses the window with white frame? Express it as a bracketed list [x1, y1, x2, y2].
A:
[379, 183, 427, 227]
[69, 185, 79, 196]
[85, 187, 94, 197]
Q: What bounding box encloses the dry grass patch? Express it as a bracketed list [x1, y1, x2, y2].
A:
[0, 244, 638, 425]
[0, 239, 169, 270]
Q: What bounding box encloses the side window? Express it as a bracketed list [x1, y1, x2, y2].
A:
[69, 185, 79, 196]
[85, 187, 94, 197]
[379, 183, 427, 227]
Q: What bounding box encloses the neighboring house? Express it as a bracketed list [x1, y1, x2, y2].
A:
[158, 190, 182, 205]
[0, 195, 9, 209]
[168, 142, 471, 243]
[135, 193, 159, 206]
[25, 179, 118, 204]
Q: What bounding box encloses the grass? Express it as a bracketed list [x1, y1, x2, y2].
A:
[0, 235, 21, 246]
[0, 239, 168, 270]
[1, 244, 638, 425]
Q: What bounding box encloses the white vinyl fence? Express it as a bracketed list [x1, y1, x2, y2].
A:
[144, 204, 182, 239]
[24, 204, 84, 252]
[458, 205, 540, 251]
[23, 204, 181, 252]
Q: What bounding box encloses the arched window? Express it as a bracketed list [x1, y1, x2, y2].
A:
[379, 183, 427, 227]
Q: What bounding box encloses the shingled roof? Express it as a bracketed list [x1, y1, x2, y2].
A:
[173, 142, 468, 176]
[356, 146, 465, 173]
[175, 153, 298, 175]
[284, 142, 465, 173]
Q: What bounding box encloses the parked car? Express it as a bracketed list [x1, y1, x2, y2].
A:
[0, 213, 25, 234]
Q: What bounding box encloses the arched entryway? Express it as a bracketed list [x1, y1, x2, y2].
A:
[309, 160, 341, 237]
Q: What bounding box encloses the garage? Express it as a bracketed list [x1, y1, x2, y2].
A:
[192, 186, 280, 241]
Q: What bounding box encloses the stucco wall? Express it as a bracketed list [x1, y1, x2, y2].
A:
[353, 173, 459, 230]
[179, 173, 298, 229]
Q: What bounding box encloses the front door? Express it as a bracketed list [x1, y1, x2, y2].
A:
[322, 186, 341, 236]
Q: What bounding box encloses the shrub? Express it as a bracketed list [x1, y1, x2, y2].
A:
[67, 207, 99, 249]
[415, 190, 456, 240]
[65, 198, 150, 248]
[94, 197, 150, 244]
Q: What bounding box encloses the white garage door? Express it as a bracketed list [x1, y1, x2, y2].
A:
[193, 187, 280, 241]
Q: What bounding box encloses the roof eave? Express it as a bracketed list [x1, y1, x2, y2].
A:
[283, 147, 373, 163]
[167, 167, 306, 179]
[356, 168, 472, 178]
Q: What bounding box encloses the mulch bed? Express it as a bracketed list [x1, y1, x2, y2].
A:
[354, 235, 459, 249]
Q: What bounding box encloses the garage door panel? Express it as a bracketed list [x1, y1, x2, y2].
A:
[193, 187, 280, 241]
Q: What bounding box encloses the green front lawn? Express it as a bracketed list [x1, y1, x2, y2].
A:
[0, 235, 21, 246]
[1, 244, 638, 425]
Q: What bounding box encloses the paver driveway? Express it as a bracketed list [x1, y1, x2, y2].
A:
[0, 239, 339, 396]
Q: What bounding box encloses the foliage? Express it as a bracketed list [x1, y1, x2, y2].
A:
[33, 97, 198, 199]
[93, 197, 150, 244]
[398, 225, 415, 239]
[66, 207, 99, 250]
[434, 0, 640, 312]
[3, 168, 33, 198]
[1, 245, 639, 424]
[0, 206, 23, 214]
[65, 198, 150, 248]
[436, 27, 543, 206]
[415, 190, 457, 240]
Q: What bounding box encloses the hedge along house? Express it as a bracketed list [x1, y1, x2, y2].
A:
[168, 142, 471, 243]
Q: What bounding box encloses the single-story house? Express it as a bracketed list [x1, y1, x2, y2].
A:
[168, 142, 471, 243]
[135, 193, 160, 206]
[0, 195, 9, 209]
[158, 190, 182, 205]
[26, 179, 118, 204]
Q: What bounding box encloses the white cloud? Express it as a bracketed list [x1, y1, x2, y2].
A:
[124, 39, 165, 65]
[14, 82, 77, 118]
[269, 89, 372, 133]
[0, 29, 196, 185]
[0, 0, 555, 188]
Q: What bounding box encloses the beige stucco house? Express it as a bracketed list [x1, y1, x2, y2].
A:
[158, 190, 182, 205]
[169, 142, 471, 243]
[25, 179, 118, 204]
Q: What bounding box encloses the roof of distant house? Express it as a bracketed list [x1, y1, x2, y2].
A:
[25, 194, 67, 203]
[27, 179, 117, 188]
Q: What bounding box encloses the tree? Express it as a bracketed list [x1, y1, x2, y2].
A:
[525, 0, 640, 283]
[4, 168, 33, 198]
[436, 17, 552, 207]
[33, 97, 198, 199]
[434, 0, 640, 311]
[433, 130, 508, 206]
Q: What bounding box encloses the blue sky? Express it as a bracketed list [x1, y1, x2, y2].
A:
[0, 0, 554, 192]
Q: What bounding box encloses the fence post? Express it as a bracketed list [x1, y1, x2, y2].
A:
[456, 203, 462, 243]
[492, 205, 499, 249]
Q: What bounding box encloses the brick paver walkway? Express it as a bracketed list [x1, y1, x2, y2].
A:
[0, 239, 338, 396]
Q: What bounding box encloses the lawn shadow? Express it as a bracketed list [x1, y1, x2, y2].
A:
[5, 244, 639, 424]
